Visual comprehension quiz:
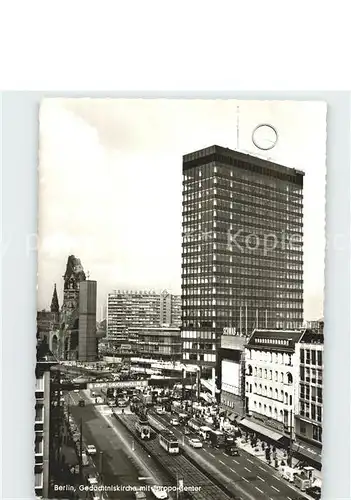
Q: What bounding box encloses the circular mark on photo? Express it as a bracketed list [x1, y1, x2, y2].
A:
[252, 124, 278, 151]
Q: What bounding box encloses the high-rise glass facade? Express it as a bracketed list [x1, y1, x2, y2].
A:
[181, 145, 304, 378]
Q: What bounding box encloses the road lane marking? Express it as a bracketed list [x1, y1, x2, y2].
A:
[255, 487, 264, 494]
[287, 497, 292, 500]
[244, 467, 252, 472]
[257, 476, 264, 481]
[271, 485, 280, 492]
[219, 460, 226, 465]
[258, 466, 266, 472]
[208, 452, 215, 458]
[242, 477, 249, 483]
[223, 453, 229, 456]
[230, 468, 237, 474]
[247, 458, 254, 464]
[233, 459, 240, 464]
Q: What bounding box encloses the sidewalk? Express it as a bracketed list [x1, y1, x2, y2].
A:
[236, 436, 322, 484]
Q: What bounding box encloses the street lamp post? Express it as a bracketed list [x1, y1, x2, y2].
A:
[99, 451, 103, 481]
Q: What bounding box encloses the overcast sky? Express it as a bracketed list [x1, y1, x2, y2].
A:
[38, 99, 326, 321]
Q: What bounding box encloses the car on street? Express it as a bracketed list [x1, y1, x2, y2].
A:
[87, 475, 98, 486]
[225, 444, 239, 456]
[134, 489, 147, 500]
[78, 399, 85, 407]
[188, 437, 203, 448]
[170, 418, 179, 426]
[117, 398, 128, 407]
[74, 389, 80, 393]
[305, 486, 321, 499]
[81, 452, 89, 466]
[151, 486, 168, 499]
[155, 406, 165, 415]
[86, 444, 97, 455]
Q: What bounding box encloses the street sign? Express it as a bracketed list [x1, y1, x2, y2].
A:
[87, 380, 148, 390]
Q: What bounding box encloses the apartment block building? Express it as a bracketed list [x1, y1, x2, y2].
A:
[107, 290, 181, 341]
[160, 289, 182, 326]
[35, 342, 58, 498]
[243, 328, 302, 446]
[294, 331, 323, 469]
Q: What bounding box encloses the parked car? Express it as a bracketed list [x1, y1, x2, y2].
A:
[170, 418, 179, 426]
[305, 486, 321, 499]
[81, 452, 89, 466]
[86, 444, 97, 455]
[87, 475, 98, 486]
[225, 444, 239, 456]
[188, 437, 203, 449]
[135, 490, 147, 500]
[151, 486, 168, 499]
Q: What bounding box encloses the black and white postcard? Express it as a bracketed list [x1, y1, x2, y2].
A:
[36, 99, 326, 500]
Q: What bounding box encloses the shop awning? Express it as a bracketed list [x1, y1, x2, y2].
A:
[292, 441, 322, 464]
[239, 418, 283, 442]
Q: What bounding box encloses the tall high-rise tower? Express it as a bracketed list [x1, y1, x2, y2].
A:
[181, 145, 304, 383]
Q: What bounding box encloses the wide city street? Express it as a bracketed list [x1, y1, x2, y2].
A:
[68, 390, 174, 500]
[147, 409, 308, 500]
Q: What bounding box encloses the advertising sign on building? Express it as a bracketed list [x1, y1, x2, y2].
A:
[88, 380, 148, 390]
[221, 360, 240, 396]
